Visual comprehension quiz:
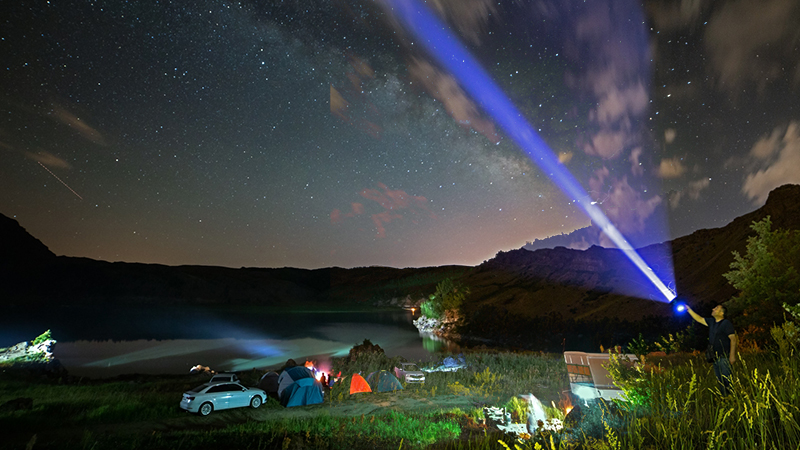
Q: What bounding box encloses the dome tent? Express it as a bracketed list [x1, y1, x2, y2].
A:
[366, 370, 403, 393]
[277, 366, 324, 407]
[345, 373, 372, 395]
[257, 371, 280, 399]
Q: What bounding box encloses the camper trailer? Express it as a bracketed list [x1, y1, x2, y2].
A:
[563, 351, 638, 402]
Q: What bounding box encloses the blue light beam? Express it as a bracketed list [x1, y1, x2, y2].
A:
[386, 0, 676, 302]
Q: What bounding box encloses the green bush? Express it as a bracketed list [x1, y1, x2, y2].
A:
[31, 330, 52, 346]
[421, 298, 443, 319]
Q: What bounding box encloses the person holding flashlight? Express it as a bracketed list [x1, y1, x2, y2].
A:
[686, 304, 737, 396]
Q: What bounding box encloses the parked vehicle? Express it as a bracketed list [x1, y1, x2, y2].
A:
[209, 372, 240, 384]
[394, 362, 425, 383]
[180, 382, 266, 416]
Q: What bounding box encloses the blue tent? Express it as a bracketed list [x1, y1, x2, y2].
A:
[278, 366, 324, 407]
[366, 370, 403, 392]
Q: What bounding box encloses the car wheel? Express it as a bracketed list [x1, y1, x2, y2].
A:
[250, 396, 262, 409]
[199, 402, 213, 416]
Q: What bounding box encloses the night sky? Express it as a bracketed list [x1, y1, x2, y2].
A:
[2, 0, 799, 270]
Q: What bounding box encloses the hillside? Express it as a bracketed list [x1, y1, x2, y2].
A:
[2, 184, 799, 348]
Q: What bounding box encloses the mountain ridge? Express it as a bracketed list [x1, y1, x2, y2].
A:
[2, 184, 799, 349]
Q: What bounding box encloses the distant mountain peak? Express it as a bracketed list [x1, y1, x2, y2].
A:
[0, 214, 56, 266]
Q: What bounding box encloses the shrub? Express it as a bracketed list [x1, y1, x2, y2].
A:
[31, 330, 52, 346]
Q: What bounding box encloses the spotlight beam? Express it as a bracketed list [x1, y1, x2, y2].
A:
[386, 0, 675, 302]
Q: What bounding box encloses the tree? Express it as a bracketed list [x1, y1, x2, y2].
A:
[420, 278, 470, 320]
[723, 216, 800, 328]
[434, 278, 470, 312]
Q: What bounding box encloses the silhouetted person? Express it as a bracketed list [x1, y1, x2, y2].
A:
[686, 304, 737, 396]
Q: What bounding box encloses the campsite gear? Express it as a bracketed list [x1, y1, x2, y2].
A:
[257, 371, 280, 399]
[365, 370, 403, 392]
[277, 366, 324, 407]
[564, 351, 639, 401]
[348, 373, 372, 395]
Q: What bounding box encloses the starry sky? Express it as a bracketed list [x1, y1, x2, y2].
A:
[2, 0, 799, 270]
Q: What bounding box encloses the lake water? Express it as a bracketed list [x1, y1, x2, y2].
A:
[0, 306, 458, 378]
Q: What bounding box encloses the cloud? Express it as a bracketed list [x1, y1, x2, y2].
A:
[564, 2, 651, 163]
[647, 0, 709, 31]
[743, 121, 800, 204]
[330, 85, 349, 120]
[330, 55, 383, 139]
[426, 0, 496, 45]
[377, 0, 499, 142]
[589, 169, 662, 237]
[687, 178, 711, 199]
[664, 128, 677, 144]
[331, 183, 436, 238]
[584, 129, 627, 159]
[630, 147, 643, 176]
[668, 178, 711, 209]
[408, 58, 499, 143]
[749, 126, 783, 159]
[23, 151, 71, 169]
[49, 105, 107, 146]
[657, 157, 687, 179]
[330, 202, 364, 224]
[591, 82, 649, 125]
[705, 0, 800, 91]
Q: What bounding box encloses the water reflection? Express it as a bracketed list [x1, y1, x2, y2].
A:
[2, 306, 459, 378]
[52, 319, 456, 378]
[421, 332, 461, 354]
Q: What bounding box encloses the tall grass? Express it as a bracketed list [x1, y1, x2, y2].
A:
[592, 346, 800, 449]
[4, 344, 799, 449]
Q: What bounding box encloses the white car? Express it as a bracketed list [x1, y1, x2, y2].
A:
[180, 382, 266, 416]
[209, 373, 240, 384]
[394, 362, 425, 383]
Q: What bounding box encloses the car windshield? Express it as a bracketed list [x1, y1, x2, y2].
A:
[404, 364, 419, 370]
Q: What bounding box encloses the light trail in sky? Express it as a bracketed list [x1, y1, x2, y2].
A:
[385, 0, 676, 302]
[38, 161, 83, 200]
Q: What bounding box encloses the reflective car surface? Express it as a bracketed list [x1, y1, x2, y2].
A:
[180, 382, 266, 416]
[209, 373, 240, 384]
[394, 362, 425, 383]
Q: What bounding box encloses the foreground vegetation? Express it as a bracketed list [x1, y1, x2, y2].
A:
[2, 217, 798, 449]
[2, 334, 800, 450]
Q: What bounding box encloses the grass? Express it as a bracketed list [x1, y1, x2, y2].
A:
[2, 342, 799, 450]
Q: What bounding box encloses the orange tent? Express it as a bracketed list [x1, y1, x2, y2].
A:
[349, 373, 372, 395]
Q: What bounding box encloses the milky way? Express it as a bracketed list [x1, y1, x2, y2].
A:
[2, 0, 798, 269]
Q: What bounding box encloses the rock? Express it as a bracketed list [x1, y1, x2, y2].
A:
[348, 339, 384, 361]
[0, 339, 56, 363]
[413, 316, 442, 333]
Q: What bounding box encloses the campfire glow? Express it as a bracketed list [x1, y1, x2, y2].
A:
[559, 394, 574, 417]
[305, 360, 330, 383]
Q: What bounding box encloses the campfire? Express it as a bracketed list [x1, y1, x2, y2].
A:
[304, 360, 331, 385]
